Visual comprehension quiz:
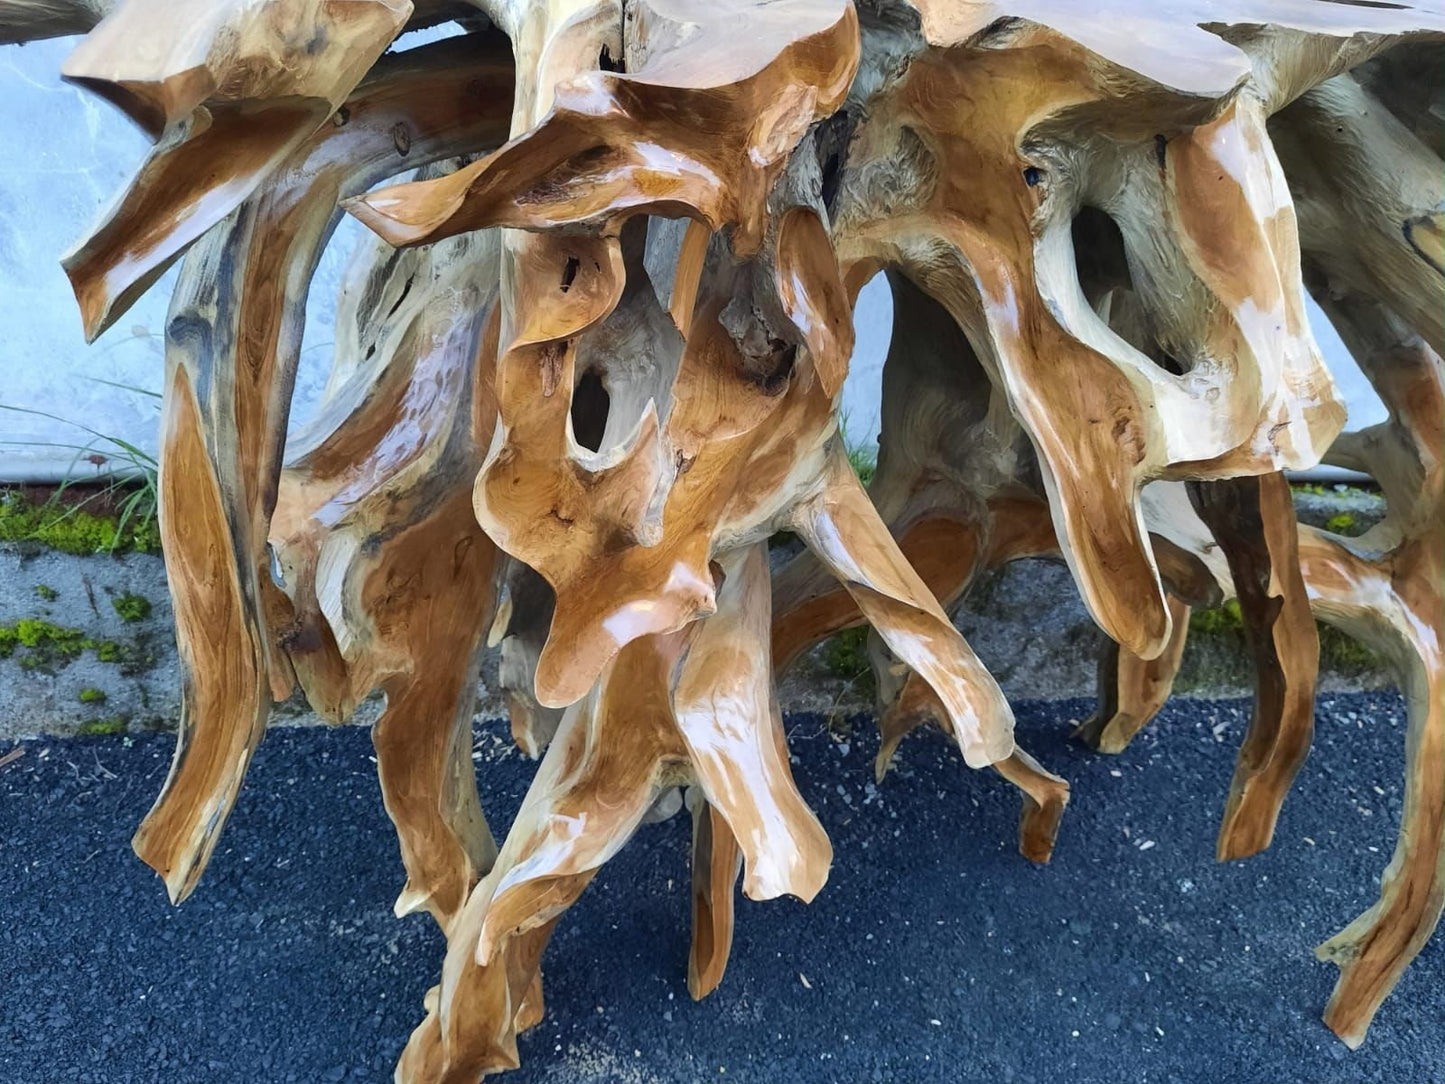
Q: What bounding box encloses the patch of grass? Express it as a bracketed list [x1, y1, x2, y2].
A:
[78, 687, 107, 704]
[33, 584, 58, 601]
[838, 414, 877, 488]
[847, 444, 876, 488]
[77, 716, 128, 736]
[0, 489, 160, 555]
[0, 386, 160, 556]
[111, 592, 152, 622]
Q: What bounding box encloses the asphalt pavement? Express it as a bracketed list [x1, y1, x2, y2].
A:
[2, 691, 1441, 1083]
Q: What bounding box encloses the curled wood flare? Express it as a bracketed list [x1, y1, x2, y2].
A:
[60, 0, 411, 340]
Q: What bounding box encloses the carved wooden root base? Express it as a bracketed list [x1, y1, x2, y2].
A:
[26, 0, 1445, 1072]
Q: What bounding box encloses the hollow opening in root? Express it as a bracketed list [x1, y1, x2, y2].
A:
[1070, 205, 1187, 372]
[570, 367, 610, 453]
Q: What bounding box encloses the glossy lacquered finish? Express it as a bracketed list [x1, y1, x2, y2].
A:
[17, 0, 1445, 1077]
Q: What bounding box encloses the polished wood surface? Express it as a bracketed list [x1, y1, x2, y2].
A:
[20, 0, 1444, 1074]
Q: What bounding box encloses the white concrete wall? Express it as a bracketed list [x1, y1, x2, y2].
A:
[0, 37, 1383, 482]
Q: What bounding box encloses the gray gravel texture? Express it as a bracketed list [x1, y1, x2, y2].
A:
[2, 691, 1440, 1083]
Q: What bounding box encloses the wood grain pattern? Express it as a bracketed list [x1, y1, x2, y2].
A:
[131, 38, 515, 904]
[33, 0, 1445, 1072]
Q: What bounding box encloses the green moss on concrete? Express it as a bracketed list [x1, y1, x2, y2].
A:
[78, 687, 107, 704]
[822, 626, 876, 701]
[77, 716, 128, 736]
[0, 619, 87, 667]
[0, 615, 157, 676]
[1178, 597, 1385, 692]
[32, 584, 58, 601]
[90, 639, 123, 664]
[1319, 624, 1382, 675]
[1188, 599, 1244, 638]
[1324, 512, 1362, 535]
[0, 490, 160, 555]
[1290, 482, 1375, 501]
[111, 592, 152, 622]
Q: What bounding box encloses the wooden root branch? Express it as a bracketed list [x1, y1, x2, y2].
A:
[129, 36, 516, 905]
[22, 0, 1445, 1074]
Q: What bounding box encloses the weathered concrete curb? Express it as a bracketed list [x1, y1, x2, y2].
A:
[0, 488, 1392, 740]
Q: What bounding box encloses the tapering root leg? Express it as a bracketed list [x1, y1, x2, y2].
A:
[992, 750, 1070, 864]
[398, 635, 688, 1081]
[375, 671, 498, 931]
[687, 790, 743, 1000]
[1318, 665, 1443, 1046]
[1074, 594, 1191, 754]
[396, 906, 558, 1083]
[879, 671, 1068, 863]
[1190, 473, 1320, 861]
[132, 364, 271, 904]
[1307, 526, 1445, 1046]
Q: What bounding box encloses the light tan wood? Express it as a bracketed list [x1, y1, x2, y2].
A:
[130, 38, 515, 905]
[271, 218, 504, 931]
[60, 0, 413, 340]
[0, 0, 473, 46]
[35, 0, 1445, 1073]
